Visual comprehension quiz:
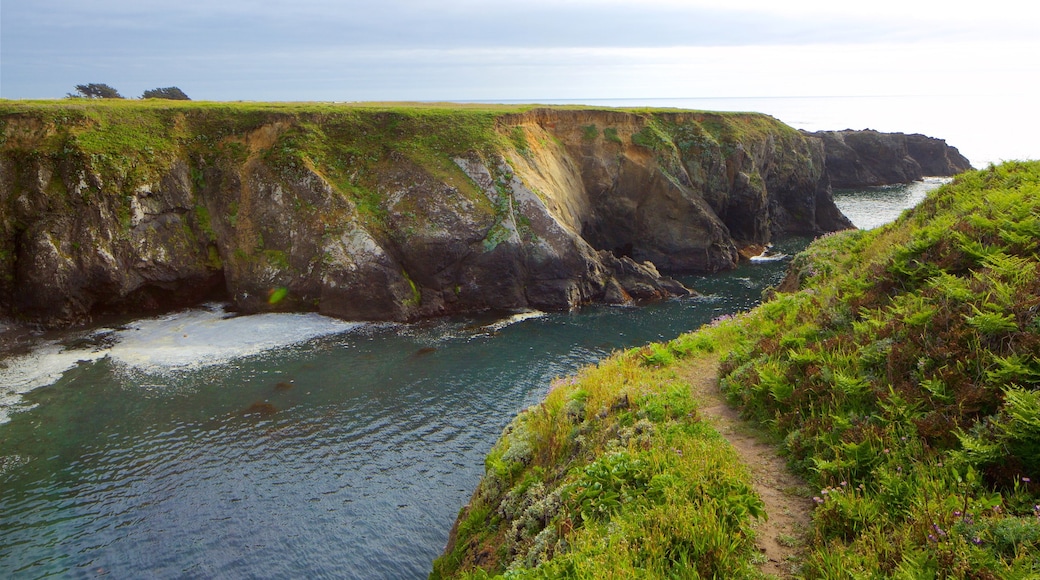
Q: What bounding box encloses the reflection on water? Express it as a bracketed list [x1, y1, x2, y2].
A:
[0, 173, 943, 578]
[10, 217, 948, 578]
[833, 178, 947, 230]
[0, 246, 802, 579]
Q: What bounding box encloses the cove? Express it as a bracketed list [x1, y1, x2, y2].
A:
[0, 181, 931, 579]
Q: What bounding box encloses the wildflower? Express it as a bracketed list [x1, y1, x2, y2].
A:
[993, 505, 1002, 514]
[709, 314, 735, 328]
[883, 448, 890, 454]
[972, 537, 983, 546]
[1023, 477, 1032, 483]
[840, 481, 848, 487]
[813, 496, 824, 505]
[928, 534, 937, 542]
[953, 510, 962, 518]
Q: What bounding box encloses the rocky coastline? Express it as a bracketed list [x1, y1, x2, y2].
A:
[0, 103, 970, 330]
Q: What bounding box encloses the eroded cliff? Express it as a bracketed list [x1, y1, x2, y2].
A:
[0, 102, 959, 328]
[807, 129, 972, 187]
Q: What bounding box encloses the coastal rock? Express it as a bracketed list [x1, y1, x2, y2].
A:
[807, 129, 972, 188]
[0, 104, 961, 328]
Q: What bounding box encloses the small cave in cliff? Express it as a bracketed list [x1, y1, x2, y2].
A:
[97, 271, 229, 319]
[611, 243, 635, 260]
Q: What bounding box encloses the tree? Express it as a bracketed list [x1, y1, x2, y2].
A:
[67, 83, 124, 99]
[141, 86, 190, 100]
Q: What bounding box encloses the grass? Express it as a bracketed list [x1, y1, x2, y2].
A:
[435, 161, 1040, 578]
[0, 99, 809, 247]
[717, 161, 1040, 577]
[431, 322, 768, 579]
[0, 101, 804, 220]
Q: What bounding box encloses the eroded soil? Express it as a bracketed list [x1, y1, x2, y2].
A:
[685, 358, 814, 578]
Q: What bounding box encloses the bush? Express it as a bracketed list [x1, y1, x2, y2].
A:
[141, 86, 190, 100]
[66, 83, 123, 99]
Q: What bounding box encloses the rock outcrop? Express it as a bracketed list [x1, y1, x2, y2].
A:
[807, 129, 972, 188]
[0, 103, 964, 328]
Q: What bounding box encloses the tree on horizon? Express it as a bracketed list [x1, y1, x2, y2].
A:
[66, 83, 124, 99]
[141, 86, 190, 100]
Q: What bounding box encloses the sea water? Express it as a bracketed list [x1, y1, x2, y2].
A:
[0, 241, 823, 579]
[471, 94, 1039, 168]
[0, 102, 965, 578]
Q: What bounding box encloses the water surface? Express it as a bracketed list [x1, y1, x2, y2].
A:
[833, 177, 948, 230]
[0, 242, 810, 578]
[0, 178, 930, 579]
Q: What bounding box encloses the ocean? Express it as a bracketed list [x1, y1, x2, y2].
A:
[472, 94, 1039, 169]
[1, 93, 1029, 578]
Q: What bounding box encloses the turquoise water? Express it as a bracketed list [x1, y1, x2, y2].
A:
[0, 238, 807, 579]
[833, 178, 948, 230]
[0, 176, 936, 579]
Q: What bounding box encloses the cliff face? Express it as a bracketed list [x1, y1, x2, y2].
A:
[501, 109, 851, 272]
[0, 102, 959, 328]
[807, 129, 972, 188]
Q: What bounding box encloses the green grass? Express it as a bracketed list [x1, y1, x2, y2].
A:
[431, 323, 766, 579]
[0, 101, 803, 223]
[435, 161, 1040, 578]
[717, 161, 1040, 577]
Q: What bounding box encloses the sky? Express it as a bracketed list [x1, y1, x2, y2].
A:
[1, 0, 1038, 101]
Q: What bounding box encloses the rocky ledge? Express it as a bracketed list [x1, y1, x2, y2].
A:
[807, 129, 972, 188]
[0, 103, 969, 328]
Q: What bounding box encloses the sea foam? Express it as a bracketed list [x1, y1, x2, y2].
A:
[0, 305, 362, 424]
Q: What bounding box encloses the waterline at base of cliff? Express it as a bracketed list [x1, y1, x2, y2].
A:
[0, 172, 939, 577]
[0, 243, 807, 578]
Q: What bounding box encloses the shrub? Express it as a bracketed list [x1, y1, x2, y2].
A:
[141, 86, 190, 100]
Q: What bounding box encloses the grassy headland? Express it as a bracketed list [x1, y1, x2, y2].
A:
[2, 99, 850, 326]
[433, 161, 1040, 578]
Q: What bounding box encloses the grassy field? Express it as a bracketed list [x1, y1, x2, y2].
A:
[434, 161, 1040, 578]
[0, 98, 778, 223]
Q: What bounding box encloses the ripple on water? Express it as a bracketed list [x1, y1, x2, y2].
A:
[0, 252, 808, 579]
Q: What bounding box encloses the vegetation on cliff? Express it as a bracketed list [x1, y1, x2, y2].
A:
[0, 100, 856, 327]
[434, 161, 1040, 578]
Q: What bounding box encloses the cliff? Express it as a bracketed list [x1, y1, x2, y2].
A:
[807, 129, 972, 188]
[433, 161, 1040, 578]
[0, 102, 959, 328]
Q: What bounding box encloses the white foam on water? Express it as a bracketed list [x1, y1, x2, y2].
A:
[103, 306, 362, 372]
[749, 252, 789, 263]
[0, 305, 364, 424]
[0, 343, 107, 423]
[481, 310, 546, 333]
[748, 244, 788, 263]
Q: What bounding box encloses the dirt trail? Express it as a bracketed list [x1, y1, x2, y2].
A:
[685, 358, 814, 579]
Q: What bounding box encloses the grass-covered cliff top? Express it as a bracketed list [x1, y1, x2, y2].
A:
[434, 161, 1040, 578]
[0, 98, 803, 248]
[0, 99, 792, 166]
[0, 99, 793, 207]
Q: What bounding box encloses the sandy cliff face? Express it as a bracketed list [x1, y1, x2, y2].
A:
[0, 104, 960, 328]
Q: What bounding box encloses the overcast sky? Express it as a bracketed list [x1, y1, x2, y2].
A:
[1, 0, 1037, 101]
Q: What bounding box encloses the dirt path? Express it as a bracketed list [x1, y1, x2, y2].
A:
[684, 358, 814, 579]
